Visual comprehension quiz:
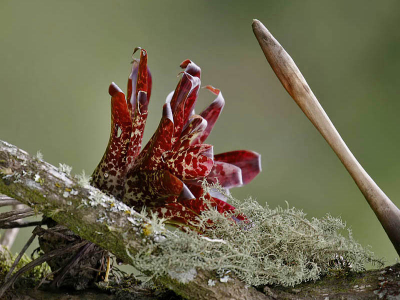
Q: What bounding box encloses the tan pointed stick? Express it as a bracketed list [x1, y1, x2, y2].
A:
[252, 19, 400, 256]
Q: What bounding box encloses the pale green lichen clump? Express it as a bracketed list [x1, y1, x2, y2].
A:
[75, 169, 91, 187]
[58, 163, 72, 176]
[133, 182, 382, 287]
[34, 150, 43, 161]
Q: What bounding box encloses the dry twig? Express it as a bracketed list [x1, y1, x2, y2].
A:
[252, 19, 400, 256]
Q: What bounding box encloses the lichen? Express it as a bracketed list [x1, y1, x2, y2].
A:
[75, 169, 91, 187]
[132, 182, 382, 287]
[220, 275, 229, 283]
[168, 268, 197, 284]
[58, 163, 72, 176]
[34, 150, 43, 161]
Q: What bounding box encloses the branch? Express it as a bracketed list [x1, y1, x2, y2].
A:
[0, 207, 34, 224]
[1, 140, 400, 299]
[252, 19, 400, 256]
[0, 195, 21, 207]
[0, 140, 269, 300]
[0, 203, 26, 249]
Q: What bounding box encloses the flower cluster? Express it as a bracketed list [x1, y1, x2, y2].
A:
[92, 48, 261, 226]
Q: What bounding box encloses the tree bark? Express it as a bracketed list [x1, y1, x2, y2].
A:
[3, 263, 400, 300]
[0, 140, 269, 300]
[1, 139, 399, 299]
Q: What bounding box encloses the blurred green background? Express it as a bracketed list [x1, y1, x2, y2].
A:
[1, 0, 400, 264]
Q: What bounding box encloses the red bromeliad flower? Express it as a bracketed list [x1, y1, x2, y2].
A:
[92, 48, 261, 226]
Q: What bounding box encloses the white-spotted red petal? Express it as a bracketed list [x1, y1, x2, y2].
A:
[206, 161, 243, 188]
[214, 150, 261, 185]
[192, 86, 225, 145]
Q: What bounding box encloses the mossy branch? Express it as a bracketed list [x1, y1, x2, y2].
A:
[0, 139, 270, 300]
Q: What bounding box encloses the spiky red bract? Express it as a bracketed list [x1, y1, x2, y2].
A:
[92, 49, 261, 227]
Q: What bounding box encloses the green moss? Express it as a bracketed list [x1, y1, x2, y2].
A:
[0, 247, 51, 285]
